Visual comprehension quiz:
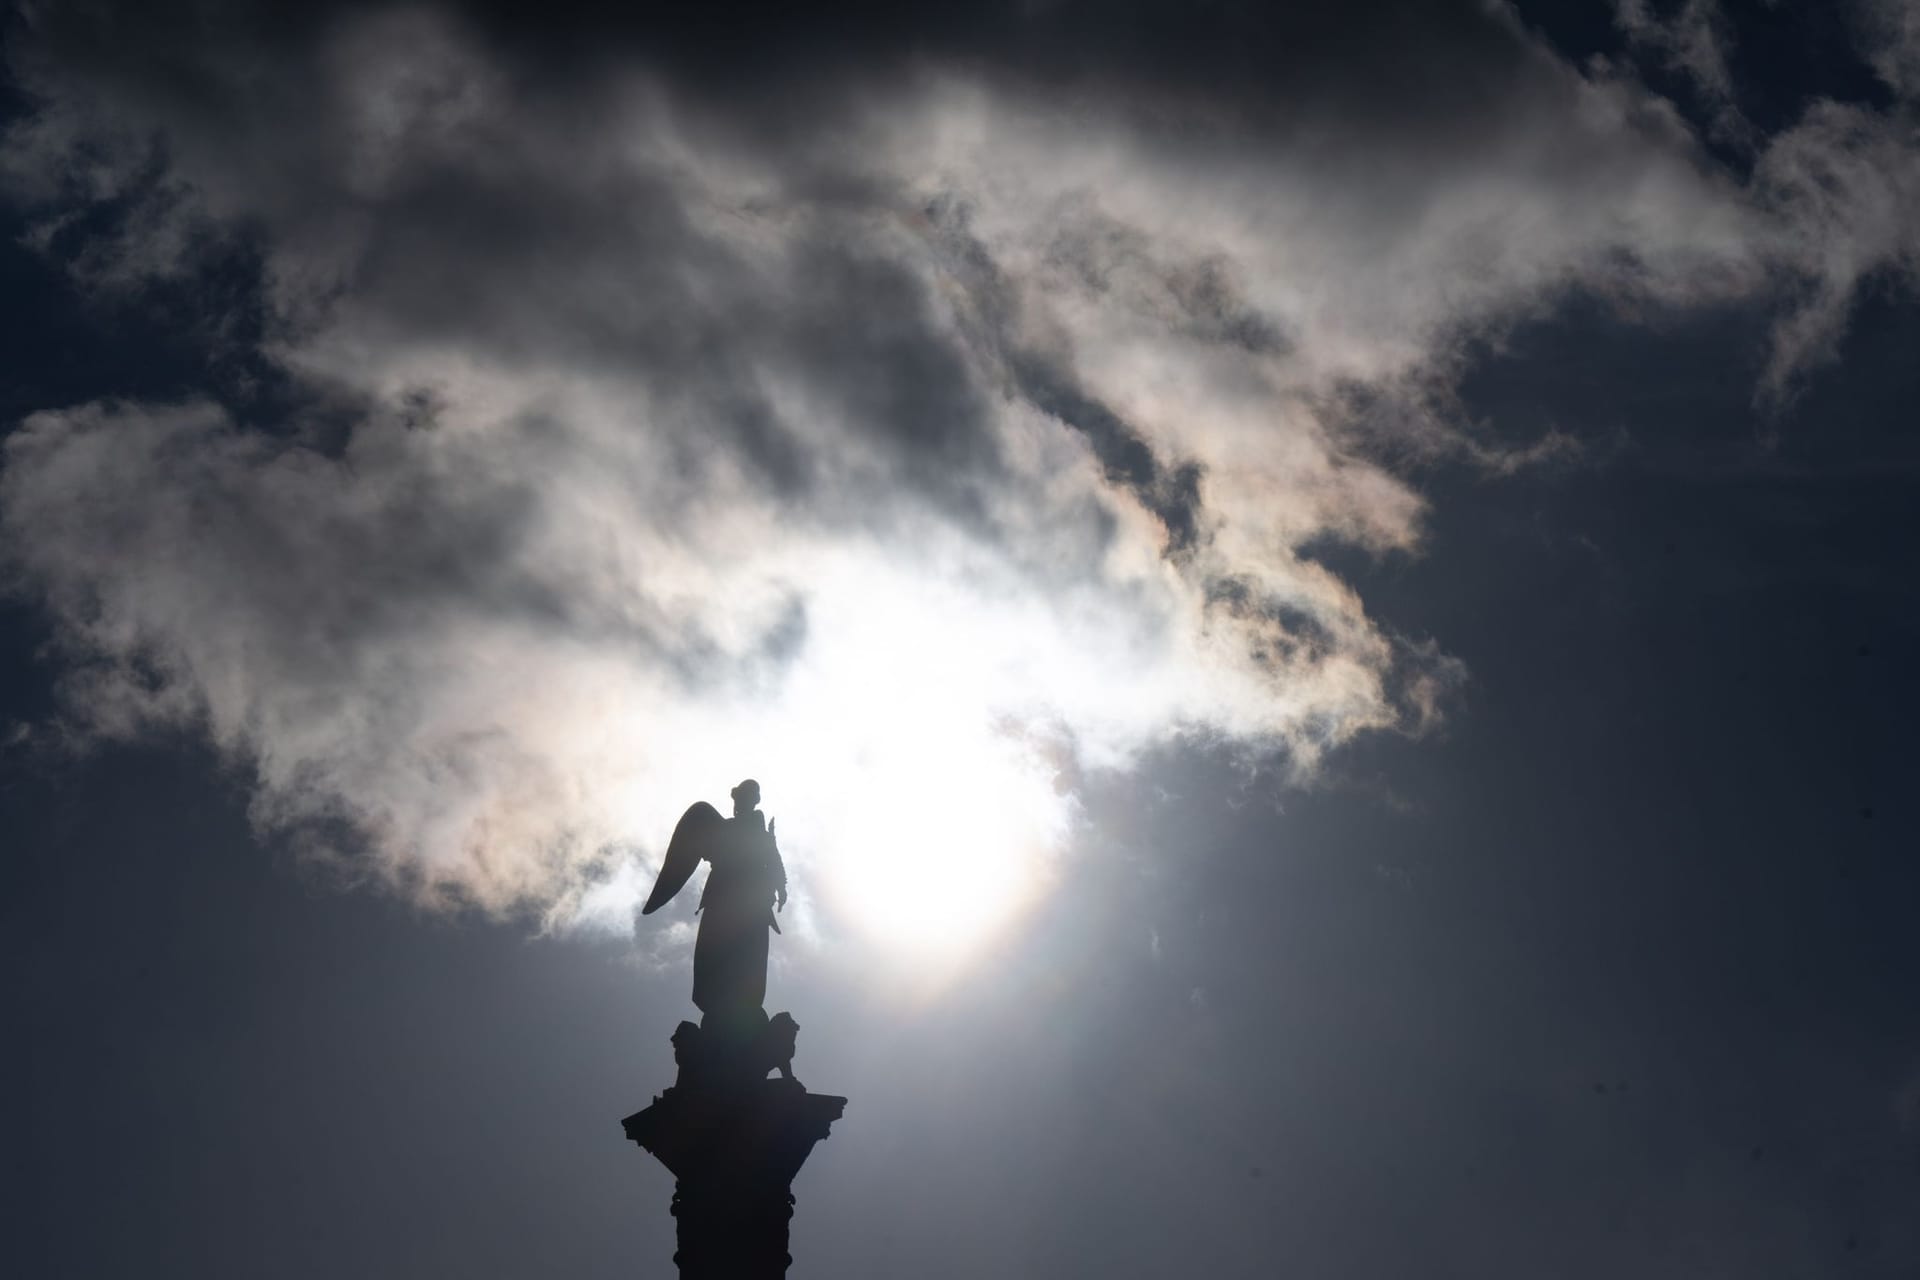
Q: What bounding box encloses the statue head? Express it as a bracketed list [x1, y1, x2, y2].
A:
[729, 778, 761, 816]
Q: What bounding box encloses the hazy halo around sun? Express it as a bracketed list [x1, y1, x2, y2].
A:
[568, 522, 1341, 971]
[576, 547, 1116, 969]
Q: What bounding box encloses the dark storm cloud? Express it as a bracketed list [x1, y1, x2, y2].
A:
[3, 0, 1919, 916]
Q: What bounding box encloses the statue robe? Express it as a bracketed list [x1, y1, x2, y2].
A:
[691, 811, 786, 1016]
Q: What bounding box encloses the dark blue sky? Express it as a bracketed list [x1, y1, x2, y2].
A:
[5, 3, 1919, 1276]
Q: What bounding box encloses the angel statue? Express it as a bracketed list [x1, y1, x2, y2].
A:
[642, 778, 788, 1017]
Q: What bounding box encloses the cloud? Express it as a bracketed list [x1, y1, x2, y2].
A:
[2, 0, 1918, 934]
[1752, 98, 1920, 399]
[1855, 0, 1920, 99]
[1614, 0, 1751, 143]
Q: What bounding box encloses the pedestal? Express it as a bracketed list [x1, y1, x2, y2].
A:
[623, 1012, 846, 1277]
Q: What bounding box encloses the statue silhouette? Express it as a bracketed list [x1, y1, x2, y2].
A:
[626, 777, 843, 1277]
[643, 778, 788, 1017]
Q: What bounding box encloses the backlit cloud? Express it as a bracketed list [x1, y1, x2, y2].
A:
[3, 0, 1917, 947]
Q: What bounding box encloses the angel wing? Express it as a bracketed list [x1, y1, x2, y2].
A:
[642, 801, 724, 915]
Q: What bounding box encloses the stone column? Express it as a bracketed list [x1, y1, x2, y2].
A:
[623, 1011, 846, 1278]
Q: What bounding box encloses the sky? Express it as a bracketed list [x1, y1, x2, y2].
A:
[2, 0, 1918, 1275]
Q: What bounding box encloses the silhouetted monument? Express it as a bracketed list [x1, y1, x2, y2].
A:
[624, 779, 846, 1277]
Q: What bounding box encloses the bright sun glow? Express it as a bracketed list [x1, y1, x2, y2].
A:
[586, 544, 1092, 966]
[753, 559, 1074, 958]
[785, 687, 1066, 955]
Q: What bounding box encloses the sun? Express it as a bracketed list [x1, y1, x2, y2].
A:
[808, 723, 1064, 956]
[750, 565, 1075, 961]
[589, 551, 1083, 962]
